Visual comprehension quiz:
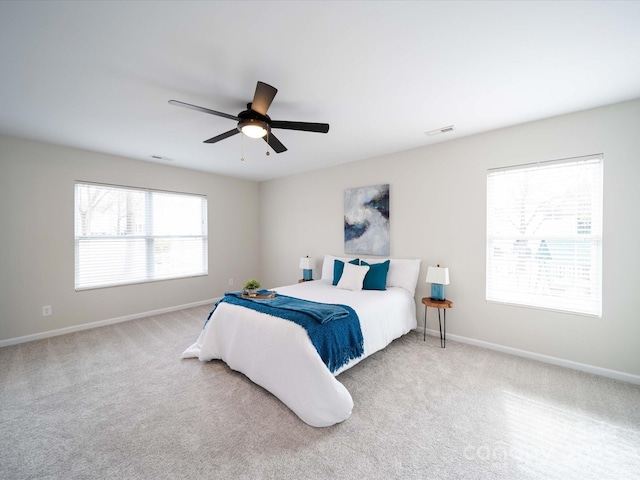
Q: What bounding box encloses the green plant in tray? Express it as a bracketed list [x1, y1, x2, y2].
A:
[243, 278, 261, 291]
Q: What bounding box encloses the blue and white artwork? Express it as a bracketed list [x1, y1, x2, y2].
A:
[344, 184, 390, 255]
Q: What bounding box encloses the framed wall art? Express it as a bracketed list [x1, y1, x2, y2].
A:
[344, 184, 390, 255]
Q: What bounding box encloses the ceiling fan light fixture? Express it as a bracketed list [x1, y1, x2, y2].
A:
[239, 119, 269, 138]
[242, 125, 267, 138]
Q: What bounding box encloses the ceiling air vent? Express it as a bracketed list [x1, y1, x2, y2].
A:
[151, 155, 174, 162]
[425, 125, 455, 136]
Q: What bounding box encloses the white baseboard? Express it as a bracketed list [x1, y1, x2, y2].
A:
[0, 299, 216, 348]
[421, 327, 640, 385]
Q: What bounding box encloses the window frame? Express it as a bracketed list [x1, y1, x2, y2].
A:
[74, 181, 208, 291]
[485, 154, 603, 317]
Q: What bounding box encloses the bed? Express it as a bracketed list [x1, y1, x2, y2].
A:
[182, 255, 421, 427]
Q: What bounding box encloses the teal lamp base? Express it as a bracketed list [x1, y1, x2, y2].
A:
[431, 283, 445, 300]
[303, 269, 313, 281]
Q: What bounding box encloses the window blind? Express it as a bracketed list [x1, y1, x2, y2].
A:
[486, 154, 603, 316]
[75, 182, 207, 290]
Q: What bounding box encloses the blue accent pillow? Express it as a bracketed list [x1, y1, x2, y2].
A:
[361, 260, 390, 290]
[333, 259, 360, 285]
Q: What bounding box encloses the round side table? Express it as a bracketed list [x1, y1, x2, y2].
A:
[421, 297, 454, 348]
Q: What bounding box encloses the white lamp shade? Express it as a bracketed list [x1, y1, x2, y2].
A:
[426, 266, 450, 285]
[299, 257, 315, 270]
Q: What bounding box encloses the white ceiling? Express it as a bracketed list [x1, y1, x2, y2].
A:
[1, 1, 639, 182]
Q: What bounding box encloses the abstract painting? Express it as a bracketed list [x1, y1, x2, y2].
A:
[344, 184, 390, 255]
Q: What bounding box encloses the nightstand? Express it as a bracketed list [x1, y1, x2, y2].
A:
[298, 279, 314, 283]
[421, 297, 454, 348]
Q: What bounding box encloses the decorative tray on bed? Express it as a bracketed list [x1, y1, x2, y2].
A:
[242, 291, 276, 300]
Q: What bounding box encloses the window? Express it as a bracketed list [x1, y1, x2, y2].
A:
[75, 182, 207, 290]
[486, 154, 603, 316]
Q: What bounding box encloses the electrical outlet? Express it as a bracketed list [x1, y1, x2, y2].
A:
[42, 305, 52, 317]
[228, 278, 234, 286]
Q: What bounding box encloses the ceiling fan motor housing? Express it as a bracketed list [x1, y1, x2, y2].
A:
[237, 108, 271, 135]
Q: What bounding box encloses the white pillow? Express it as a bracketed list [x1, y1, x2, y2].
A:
[361, 258, 422, 296]
[336, 262, 370, 291]
[321, 254, 358, 281]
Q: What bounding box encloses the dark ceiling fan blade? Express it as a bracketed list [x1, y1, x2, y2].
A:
[271, 120, 330, 134]
[263, 132, 287, 153]
[204, 128, 240, 144]
[169, 100, 239, 121]
[250, 81, 278, 116]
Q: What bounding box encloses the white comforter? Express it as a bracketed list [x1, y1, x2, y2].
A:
[181, 279, 417, 427]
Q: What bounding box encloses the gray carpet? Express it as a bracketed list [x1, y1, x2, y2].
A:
[1, 306, 639, 479]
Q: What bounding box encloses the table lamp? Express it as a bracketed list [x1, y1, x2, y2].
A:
[426, 265, 449, 300]
[299, 256, 315, 281]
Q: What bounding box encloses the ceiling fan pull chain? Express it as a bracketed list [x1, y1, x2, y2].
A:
[240, 131, 245, 161]
[266, 131, 270, 156]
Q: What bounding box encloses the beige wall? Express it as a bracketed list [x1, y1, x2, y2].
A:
[259, 99, 640, 377]
[0, 135, 261, 341]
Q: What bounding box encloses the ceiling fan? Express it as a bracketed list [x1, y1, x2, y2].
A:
[169, 81, 329, 154]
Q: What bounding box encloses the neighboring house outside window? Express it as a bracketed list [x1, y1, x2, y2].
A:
[486, 154, 603, 317]
[75, 182, 208, 290]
